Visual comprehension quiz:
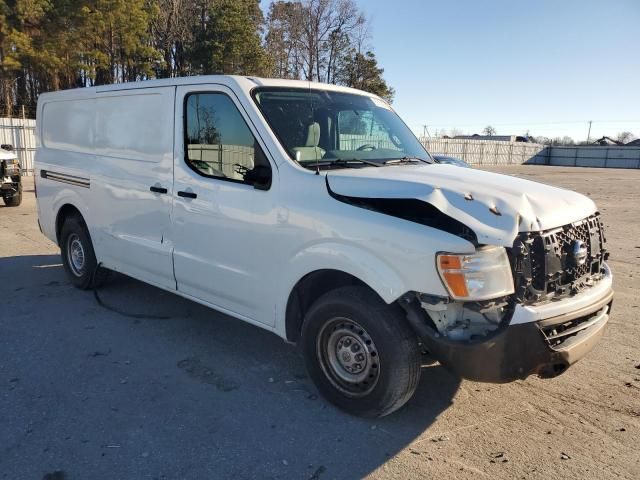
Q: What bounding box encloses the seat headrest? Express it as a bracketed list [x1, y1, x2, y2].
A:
[306, 122, 321, 147]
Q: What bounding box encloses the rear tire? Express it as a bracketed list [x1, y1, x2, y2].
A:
[2, 183, 22, 206]
[301, 286, 421, 417]
[60, 215, 108, 289]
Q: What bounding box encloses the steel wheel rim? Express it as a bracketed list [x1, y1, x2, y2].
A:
[317, 317, 380, 397]
[67, 234, 86, 277]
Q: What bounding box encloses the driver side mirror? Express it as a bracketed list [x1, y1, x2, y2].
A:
[244, 165, 272, 191]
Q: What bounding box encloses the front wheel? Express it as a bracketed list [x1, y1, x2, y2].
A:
[2, 183, 22, 206]
[301, 286, 422, 417]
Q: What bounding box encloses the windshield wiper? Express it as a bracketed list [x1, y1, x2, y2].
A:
[384, 156, 430, 165]
[312, 158, 382, 169]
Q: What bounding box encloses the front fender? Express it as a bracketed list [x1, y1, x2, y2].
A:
[279, 240, 412, 318]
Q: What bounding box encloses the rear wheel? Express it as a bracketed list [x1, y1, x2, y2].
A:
[2, 183, 22, 206]
[60, 215, 108, 289]
[301, 286, 421, 417]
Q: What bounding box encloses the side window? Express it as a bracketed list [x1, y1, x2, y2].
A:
[185, 93, 271, 187]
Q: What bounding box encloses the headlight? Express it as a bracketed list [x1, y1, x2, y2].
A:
[437, 246, 514, 301]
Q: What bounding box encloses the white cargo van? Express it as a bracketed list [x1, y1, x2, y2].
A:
[35, 76, 613, 417]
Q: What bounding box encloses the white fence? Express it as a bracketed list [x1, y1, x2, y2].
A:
[421, 137, 548, 165]
[525, 145, 640, 169]
[339, 134, 401, 152]
[421, 137, 640, 168]
[0, 117, 36, 175]
[341, 135, 552, 166]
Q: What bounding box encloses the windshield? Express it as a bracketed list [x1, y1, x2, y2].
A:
[252, 88, 432, 169]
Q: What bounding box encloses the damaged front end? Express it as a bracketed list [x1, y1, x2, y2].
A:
[398, 292, 536, 382]
[413, 293, 512, 342]
[397, 213, 612, 383]
[399, 284, 612, 383]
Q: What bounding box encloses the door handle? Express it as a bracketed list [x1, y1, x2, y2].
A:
[150, 186, 168, 194]
[177, 190, 197, 199]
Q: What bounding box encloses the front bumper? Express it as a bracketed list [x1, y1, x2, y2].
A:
[420, 265, 614, 383]
[1, 175, 20, 191]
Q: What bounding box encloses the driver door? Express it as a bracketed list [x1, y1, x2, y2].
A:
[171, 85, 279, 326]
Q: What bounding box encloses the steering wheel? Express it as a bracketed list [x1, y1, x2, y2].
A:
[356, 144, 377, 151]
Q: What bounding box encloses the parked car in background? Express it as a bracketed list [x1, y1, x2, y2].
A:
[35, 75, 612, 417]
[433, 154, 471, 168]
[1, 144, 22, 207]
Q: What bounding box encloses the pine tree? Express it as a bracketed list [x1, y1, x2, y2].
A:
[190, 0, 267, 75]
[81, 0, 159, 85]
[339, 50, 394, 102]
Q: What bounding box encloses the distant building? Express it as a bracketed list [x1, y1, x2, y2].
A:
[590, 136, 623, 146]
[450, 134, 530, 142]
[625, 138, 640, 146]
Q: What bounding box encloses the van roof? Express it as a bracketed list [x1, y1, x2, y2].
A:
[38, 75, 377, 100]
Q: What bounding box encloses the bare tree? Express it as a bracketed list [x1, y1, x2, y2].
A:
[301, 0, 365, 82]
[532, 136, 551, 145]
[150, 0, 199, 78]
[324, 0, 365, 83]
[483, 125, 496, 136]
[265, 0, 366, 83]
[351, 15, 371, 54]
[265, 1, 305, 78]
[616, 131, 634, 144]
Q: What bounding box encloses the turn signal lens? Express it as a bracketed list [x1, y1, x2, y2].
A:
[437, 247, 514, 301]
[438, 255, 469, 298]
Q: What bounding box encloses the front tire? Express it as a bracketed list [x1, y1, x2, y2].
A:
[2, 183, 22, 206]
[301, 286, 421, 417]
[60, 215, 107, 289]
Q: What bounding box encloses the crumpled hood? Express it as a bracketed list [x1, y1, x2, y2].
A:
[326, 164, 597, 246]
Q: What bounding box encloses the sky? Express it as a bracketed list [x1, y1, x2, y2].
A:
[261, 0, 640, 141]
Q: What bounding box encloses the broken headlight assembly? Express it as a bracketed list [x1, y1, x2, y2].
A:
[437, 246, 514, 301]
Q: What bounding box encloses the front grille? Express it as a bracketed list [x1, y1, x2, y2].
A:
[510, 214, 608, 304]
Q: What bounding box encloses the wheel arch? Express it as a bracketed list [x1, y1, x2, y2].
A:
[55, 203, 85, 244]
[285, 269, 376, 343]
[281, 242, 409, 343]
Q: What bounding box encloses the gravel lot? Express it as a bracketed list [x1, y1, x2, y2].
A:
[1, 166, 639, 479]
